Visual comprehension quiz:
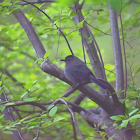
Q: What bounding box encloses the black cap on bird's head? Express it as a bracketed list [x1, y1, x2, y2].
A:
[60, 55, 74, 62]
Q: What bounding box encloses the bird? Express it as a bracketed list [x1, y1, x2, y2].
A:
[61, 55, 110, 89]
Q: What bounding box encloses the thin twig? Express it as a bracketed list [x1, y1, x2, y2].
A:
[59, 99, 84, 140]
[119, 10, 127, 98]
[50, 99, 84, 140]
[34, 122, 42, 140]
[123, 12, 140, 26]
[5, 101, 46, 111]
[81, 30, 86, 64]
[71, 115, 78, 140]
[21, 0, 74, 55]
[86, 22, 133, 49]
[85, 23, 107, 80]
[74, 3, 86, 64]
[86, 22, 111, 36]
[55, 9, 62, 62]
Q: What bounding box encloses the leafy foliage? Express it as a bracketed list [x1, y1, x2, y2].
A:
[0, 0, 140, 140]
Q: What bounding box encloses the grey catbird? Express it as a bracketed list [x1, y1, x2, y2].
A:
[61, 55, 110, 89]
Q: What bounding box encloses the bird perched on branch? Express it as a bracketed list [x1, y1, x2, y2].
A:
[61, 55, 110, 89]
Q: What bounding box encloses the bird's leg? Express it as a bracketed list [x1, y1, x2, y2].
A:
[72, 81, 87, 88]
[72, 83, 80, 88]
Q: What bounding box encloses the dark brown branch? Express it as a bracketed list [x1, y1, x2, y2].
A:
[5, 101, 46, 111]
[17, 0, 55, 5]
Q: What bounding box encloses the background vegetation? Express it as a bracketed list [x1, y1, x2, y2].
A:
[0, 0, 140, 140]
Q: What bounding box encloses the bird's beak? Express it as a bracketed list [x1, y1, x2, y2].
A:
[60, 59, 65, 61]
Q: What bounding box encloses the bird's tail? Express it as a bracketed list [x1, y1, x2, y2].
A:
[90, 76, 110, 89]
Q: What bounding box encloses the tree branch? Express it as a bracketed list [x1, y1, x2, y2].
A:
[109, 5, 124, 99]
[17, 0, 55, 5]
[80, 108, 122, 140]
[5, 101, 46, 111]
[50, 99, 84, 140]
[72, 3, 107, 95]
[0, 91, 24, 140]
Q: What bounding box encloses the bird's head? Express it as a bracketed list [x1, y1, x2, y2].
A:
[60, 55, 75, 64]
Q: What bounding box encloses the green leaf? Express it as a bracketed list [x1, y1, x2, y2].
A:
[3, 131, 13, 134]
[117, 115, 126, 119]
[0, 114, 4, 119]
[34, 58, 43, 64]
[23, 98, 36, 101]
[110, 115, 123, 121]
[0, 86, 4, 95]
[77, 20, 84, 29]
[113, 123, 117, 127]
[28, 126, 36, 129]
[135, 6, 140, 13]
[49, 106, 57, 117]
[9, 128, 17, 131]
[129, 108, 138, 116]
[69, 11, 76, 17]
[25, 80, 37, 90]
[0, 106, 5, 112]
[120, 120, 128, 128]
[5, 102, 15, 106]
[134, 68, 140, 76]
[101, 124, 108, 129]
[0, 2, 12, 6]
[47, 105, 54, 111]
[119, 99, 125, 103]
[54, 117, 65, 122]
[133, 65, 140, 71]
[126, 61, 130, 66]
[44, 52, 50, 59]
[20, 92, 28, 99]
[129, 114, 140, 121]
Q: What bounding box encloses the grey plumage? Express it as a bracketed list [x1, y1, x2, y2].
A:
[61, 55, 110, 89]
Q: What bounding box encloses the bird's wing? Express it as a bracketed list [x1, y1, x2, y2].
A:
[69, 64, 95, 82]
[74, 65, 95, 75]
